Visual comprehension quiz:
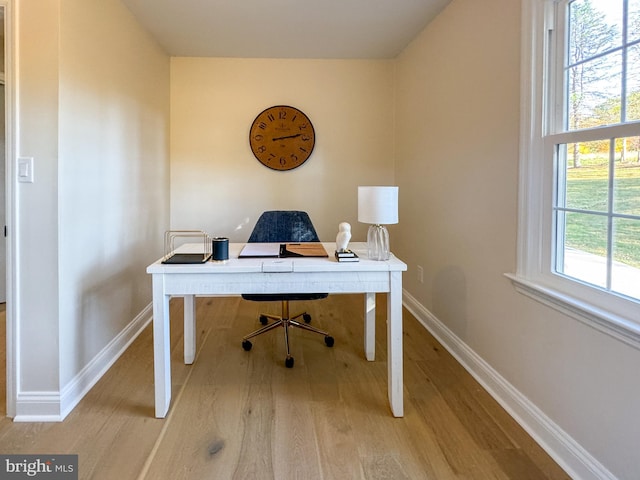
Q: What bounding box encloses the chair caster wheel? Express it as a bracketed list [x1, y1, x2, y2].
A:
[285, 356, 294, 368]
[325, 336, 335, 347]
[242, 340, 252, 351]
[303, 313, 311, 323]
[259, 315, 269, 325]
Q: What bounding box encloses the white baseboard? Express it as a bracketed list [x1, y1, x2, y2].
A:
[13, 304, 153, 422]
[402, 290, 617, 480]
[12, 391, 63, 422]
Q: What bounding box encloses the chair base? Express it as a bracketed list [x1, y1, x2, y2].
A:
[242, 301, 334, 368]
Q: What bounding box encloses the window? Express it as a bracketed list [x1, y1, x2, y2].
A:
[554, 0, 640, 299]
[512, 0, 640, 348]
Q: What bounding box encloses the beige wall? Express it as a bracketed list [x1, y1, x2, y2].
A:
[57, 0, 170, 388]
[16, 0, 62, 399]
[170, 57, 395, 242]
[394, 0, 640, 478]
[14, 0, 170, 417]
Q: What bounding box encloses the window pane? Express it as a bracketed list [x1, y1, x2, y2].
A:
[558, 212, 608, 288]
[614, 137, 640, 215]
[627, 44, 640, 122]
[569, 0, 621, 61]
[565, 141, 610, 212]
[567, 52, 622, 130]
[611, 218, 640, 299]
[630, 0, 640, 43]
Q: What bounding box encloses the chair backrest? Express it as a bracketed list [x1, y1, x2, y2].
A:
[247, 211, 321, 243]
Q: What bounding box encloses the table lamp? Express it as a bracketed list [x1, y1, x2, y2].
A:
[358, 186, 399, 261]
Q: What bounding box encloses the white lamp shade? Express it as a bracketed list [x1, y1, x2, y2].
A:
[358, 186, 399, 225]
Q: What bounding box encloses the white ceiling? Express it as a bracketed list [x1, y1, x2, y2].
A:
[120, 0, 452, 59]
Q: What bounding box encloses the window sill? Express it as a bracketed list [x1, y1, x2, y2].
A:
[505, 273, 640, 351]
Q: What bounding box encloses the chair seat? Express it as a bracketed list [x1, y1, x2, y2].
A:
[241, 293, 328, 302]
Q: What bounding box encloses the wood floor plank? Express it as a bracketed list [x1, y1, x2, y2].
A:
[309, 400, 366, 480]
[417, 358, 516, 451]
[271, 377, 323, 479]
[412, 393, 511, 479]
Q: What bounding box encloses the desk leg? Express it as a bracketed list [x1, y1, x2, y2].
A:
[184, 295, 196, 364]
[387, 271, 404, 417]
[152, 276, 171, 418]
[364, 292, 376, 361]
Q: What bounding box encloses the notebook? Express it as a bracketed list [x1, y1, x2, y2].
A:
[239, 242, 328, 258]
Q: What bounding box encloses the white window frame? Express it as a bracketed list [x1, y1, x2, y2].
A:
[508, 0, 640, 350]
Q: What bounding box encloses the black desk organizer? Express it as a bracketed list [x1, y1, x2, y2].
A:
[161, 230, 212, 264]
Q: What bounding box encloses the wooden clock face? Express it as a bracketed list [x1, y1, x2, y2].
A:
[249, 105, 316, 171]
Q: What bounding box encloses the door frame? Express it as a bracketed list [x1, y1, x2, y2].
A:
[2, 0, 16, 418]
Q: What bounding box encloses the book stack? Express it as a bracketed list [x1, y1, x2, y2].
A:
[335, 249, 359, 262]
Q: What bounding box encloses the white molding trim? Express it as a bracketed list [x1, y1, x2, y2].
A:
[13, 391, 62, 422]
[14, 304, 153, 422]
[505, 273, 640, 351]
[402, 289, 617, 480]
[3, 0, 17, 420]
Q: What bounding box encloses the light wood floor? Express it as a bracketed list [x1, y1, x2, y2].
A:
[0, 295, 569, 479]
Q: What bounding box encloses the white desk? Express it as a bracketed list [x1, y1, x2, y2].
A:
[146, 242, 407, 418]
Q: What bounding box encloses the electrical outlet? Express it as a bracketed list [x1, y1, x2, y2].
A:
[417, 265, 424, 284]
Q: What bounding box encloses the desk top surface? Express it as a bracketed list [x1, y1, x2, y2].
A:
[147, 242, 407, 274]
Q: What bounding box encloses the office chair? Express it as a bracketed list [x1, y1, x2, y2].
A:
[241, 211, 334, 368]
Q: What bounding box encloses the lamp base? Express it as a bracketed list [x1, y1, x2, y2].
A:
[367, 224, 390, 261]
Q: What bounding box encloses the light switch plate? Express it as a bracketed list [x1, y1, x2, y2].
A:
[18, 157, 34, 183]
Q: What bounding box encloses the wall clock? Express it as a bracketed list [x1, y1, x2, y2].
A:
[249, 105, 316, 171]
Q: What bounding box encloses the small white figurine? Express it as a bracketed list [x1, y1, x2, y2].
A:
[336, 222, 352, 252]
